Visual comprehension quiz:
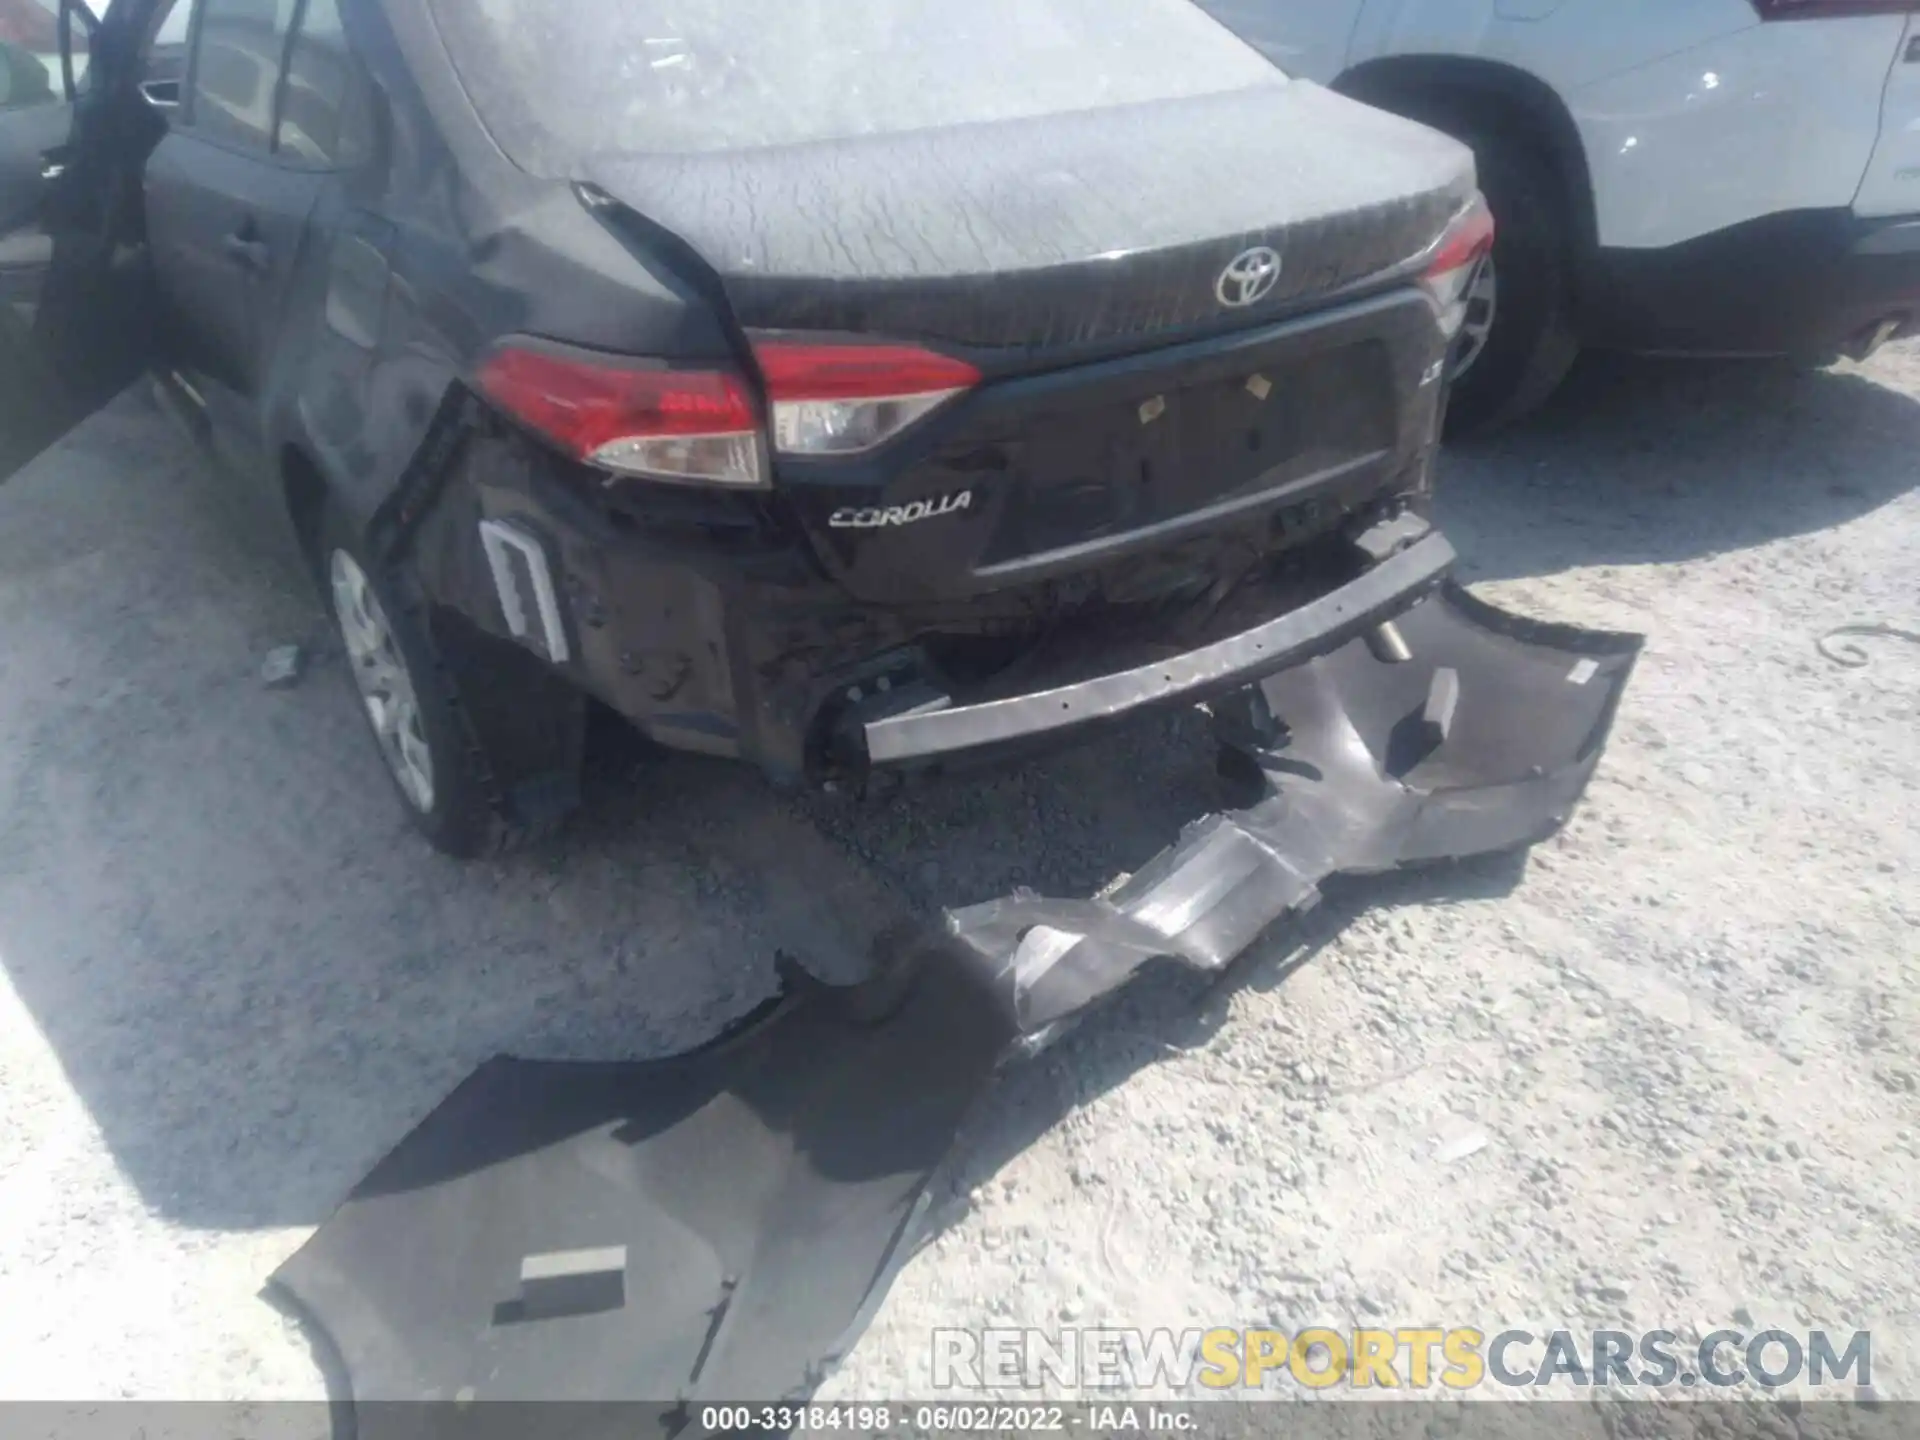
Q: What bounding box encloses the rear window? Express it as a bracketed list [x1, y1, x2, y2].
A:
[426, 0, 1281, 170]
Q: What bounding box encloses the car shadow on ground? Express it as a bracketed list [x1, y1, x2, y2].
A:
[0, 350, 1910, 1244]
[0, 399, 1296, 1235]
[1438, 355, 1920, 582]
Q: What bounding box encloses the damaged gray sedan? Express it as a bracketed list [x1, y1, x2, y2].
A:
[0, 0, 1637, 1419]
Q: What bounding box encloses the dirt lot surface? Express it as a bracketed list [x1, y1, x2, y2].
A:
[1, 350, 1916, 1404]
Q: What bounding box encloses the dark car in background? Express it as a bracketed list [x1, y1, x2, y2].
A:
[0, 0, 1570, 860]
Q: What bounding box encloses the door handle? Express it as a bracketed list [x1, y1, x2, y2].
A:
[222, 232, 271, 272]
[40, 155, 66, 182]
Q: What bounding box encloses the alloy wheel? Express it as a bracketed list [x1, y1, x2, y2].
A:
[329, 549, 436, 815]
[1450, 254, 1498, 381]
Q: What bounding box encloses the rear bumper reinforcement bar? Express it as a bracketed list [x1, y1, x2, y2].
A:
[864, 528, 1457, 763]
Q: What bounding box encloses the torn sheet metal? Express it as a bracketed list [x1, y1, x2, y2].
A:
[271, 584, 1638, 1420]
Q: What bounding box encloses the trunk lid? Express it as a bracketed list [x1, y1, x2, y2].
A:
[584, 83, 1473, 356]
[584, 84, 1469, 607]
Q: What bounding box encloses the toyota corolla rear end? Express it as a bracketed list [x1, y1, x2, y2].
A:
[280, 11, 1642, 1393]
[411, 0, 1602, 792]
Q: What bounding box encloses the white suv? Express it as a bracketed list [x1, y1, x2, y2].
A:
[1199, 0, 1920, 431]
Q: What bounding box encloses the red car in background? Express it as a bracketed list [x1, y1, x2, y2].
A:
[0, 0, 58, 49]
[0, 0, 68, 111]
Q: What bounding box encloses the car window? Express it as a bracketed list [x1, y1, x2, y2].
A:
[276, 0, 372, 168]
[187, 0, 296, 151]
[137, 0, 198, 111]
[426, 0, 1280, 172]
[154, 0, 194, 46]
[0, 0, 77, 110]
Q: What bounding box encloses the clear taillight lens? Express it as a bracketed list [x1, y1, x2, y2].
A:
[753, 340, 982, 456]
[1419, 195, 1497, 341]
[477, 340, 767, 488]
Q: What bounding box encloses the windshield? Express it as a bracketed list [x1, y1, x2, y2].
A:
[425, 0, 1281, 170]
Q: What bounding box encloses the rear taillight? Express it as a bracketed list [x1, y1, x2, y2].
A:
[1419, 195, 1496, 341]
[475, 336, 980, 483]
[476, 340, 767, 488]
[752, 340, 981, 456]
[1750, 0, 1917, 18]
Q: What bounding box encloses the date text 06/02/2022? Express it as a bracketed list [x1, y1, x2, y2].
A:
[698, 1405, 1195, 1433]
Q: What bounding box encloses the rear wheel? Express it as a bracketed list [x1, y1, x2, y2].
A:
[1451, 248, 1499, 385]
[321, 508, 527, 857]
[1441, 133, 1580, 436]
[331, 548, 439, 819]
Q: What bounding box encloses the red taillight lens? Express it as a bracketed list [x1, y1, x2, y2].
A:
[752, 340, 982, 456]
[755, 343, 983, 400]
[1420, 195, 1496, 340]
[1750, 0, 1917, 18]
[477, 341, 766, 488]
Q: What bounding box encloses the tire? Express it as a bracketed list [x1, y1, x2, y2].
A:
[1441, 132, 1581, 437]
[320, 504, 547, 858]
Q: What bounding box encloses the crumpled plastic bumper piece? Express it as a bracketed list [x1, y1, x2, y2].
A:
[270, 583, 1639, 1423]
[944, 582, 1641, 1041]
[270, 949, 1008, 1425]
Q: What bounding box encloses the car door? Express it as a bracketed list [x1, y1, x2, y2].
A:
[142, 0, 322, 449]
[136, 0, 192, 109]
[0, 0, 164, 481]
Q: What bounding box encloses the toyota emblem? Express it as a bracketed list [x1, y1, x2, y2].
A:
[1216, 246, 1282, 308]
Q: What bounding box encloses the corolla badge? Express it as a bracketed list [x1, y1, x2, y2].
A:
[1216, 246, 1282, 308]
[829, 490, 974, 529]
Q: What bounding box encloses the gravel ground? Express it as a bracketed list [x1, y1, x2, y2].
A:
[0, 349, 1916, 1405]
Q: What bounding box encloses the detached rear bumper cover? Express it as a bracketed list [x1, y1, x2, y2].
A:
[944, 582, 1637, 1039]
[272, 583, 1639, 1417]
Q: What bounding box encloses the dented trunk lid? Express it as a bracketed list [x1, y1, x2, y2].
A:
[581, 83, 1473, 355]
[586, 87, 1470, 606]
[430, 0, 1473, 356]
[429, 0, 1474, 606]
